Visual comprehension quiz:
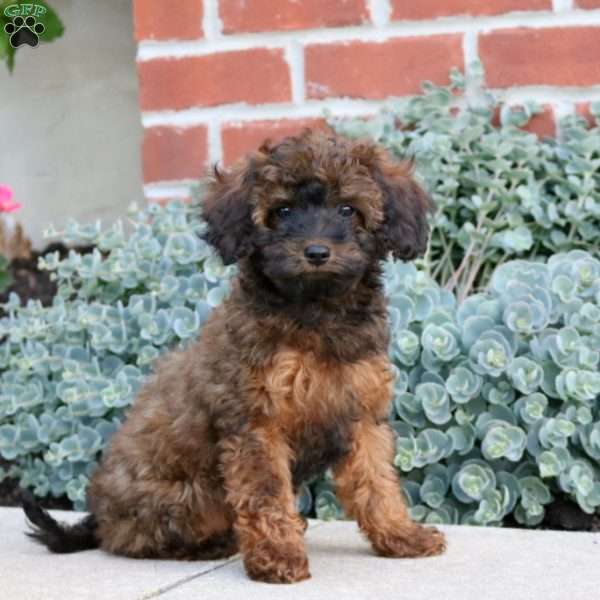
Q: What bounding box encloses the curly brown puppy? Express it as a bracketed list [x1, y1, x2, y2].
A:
[23, 130, 446, 583]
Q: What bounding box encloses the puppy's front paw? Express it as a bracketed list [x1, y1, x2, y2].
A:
[244, 541, 310, 584]
[372, 524, 446, 558]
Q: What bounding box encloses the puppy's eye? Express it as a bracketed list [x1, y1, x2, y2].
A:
[276, 206, 292, 218]
[338, 205, 355, 217]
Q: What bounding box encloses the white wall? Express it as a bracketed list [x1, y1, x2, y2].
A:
[0, 0, 143, 249]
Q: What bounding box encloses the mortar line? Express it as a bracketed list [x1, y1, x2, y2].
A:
[138, 9, 600, 60]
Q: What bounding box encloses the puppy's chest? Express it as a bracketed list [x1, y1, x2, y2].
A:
[254, 348, 393, 484]
[257, 348, 392, 426]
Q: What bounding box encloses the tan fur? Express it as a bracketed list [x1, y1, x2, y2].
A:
[334, 420, 446, 557]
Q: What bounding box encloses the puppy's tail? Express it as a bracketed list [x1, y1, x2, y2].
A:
[21, 489, 99, 553]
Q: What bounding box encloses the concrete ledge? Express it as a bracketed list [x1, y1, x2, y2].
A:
[2, 507, 598, 600]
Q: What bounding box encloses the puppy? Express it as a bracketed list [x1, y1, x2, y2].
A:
[23, 130, 446, 583]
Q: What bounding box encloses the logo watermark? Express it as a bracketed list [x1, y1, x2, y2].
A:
[3, 3, 47, 48]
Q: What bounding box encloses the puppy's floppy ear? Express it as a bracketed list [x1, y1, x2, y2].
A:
[373, 153, 434, 261]
[201, 159, 257, 265]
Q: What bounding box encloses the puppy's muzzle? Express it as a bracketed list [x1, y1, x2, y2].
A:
[304, 244, 331, 266]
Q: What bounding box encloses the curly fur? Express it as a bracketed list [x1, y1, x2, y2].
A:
[23, 131, 445, 583]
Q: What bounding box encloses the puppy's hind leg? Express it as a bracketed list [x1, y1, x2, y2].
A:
[95, 506, 237, 560]
[161, 528, 238, 561]
[91, 475, 237, 561]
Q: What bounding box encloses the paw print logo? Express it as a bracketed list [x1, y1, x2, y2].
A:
[4, 15, 45, 48]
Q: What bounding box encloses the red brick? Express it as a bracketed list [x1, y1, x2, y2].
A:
[222, 118, 330, 164]
[138, 50, 291, 111]
[574, 1, 600, 8]
[220, 0, 368, 33]
[149, 196, 193, 206]
[576, 102, 596, 126]
[492, 104, 555, 137]
[134, 0, 203, 41]
[480, 27, 600, 88]
[523, 105, 555, 137]
[305, 36, 463, 100]
[391, 0, 550, 20]
[142, 126, 208, 183]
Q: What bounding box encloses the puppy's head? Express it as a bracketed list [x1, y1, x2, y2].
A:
[202, 130, 432, 299]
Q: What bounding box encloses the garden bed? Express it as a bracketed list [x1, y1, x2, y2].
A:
[1, 459, 598, 529]
[0, 241, 596, 525]
[0, 242, 92, 510]
[0, 458, 71, 509]
[0, 242, 93, 308]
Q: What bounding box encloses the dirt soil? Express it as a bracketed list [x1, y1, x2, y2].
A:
[0, 242, 92, 308]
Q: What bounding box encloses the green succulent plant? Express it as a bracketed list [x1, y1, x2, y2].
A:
[0, 202, 233, 508]
[331, 65, 600, 299]
[387, 253, 598, 526]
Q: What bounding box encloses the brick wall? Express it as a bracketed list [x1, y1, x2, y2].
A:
[134, 0, 600, 201]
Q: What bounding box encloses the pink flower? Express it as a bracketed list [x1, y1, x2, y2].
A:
[0, 185, 22, 213]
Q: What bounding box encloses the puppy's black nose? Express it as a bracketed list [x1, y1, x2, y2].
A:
[304, 244, 330, 265]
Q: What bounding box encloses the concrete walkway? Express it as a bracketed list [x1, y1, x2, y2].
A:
[1, 507, 599, 600]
